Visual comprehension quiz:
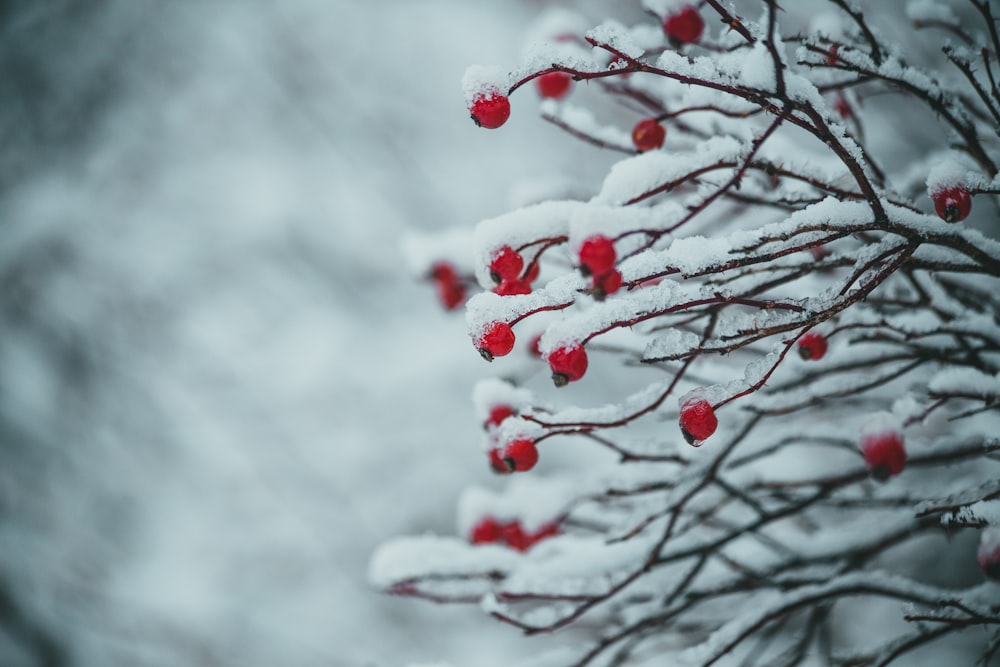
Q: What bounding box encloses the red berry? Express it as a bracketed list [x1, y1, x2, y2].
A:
[860, 430, 906, 481]
[932, 185, 972, 223]
[470, 93, 511, 129]
[494, 279, 532, 296]
[977, 529, 1000, 581]
[578, 235, 617, 276]
[529, 334, 543, 358]
[485, 404, 516, 428]
[502, 522, 531, 551]
[489, 245, 524, 283]
[679, 397, 717, 446]
[488, 448, 510, 474]
[530, 522, 560, 543]
[477, 322, 516, 361]
[632, 118, 666, 152]
[825, 44, 840, 65]
[547, 344, 588, 386]
[591, 269, 623, 300]
[833, 94, 850, 119]
[502, 439, 539, 473]
[797, 331, 828, 361]
[430, 262, 466, 310]
[470, 517, 505, 545]
[536, 71, 572, 99]
[663, 5, 704, 44]
[430, 261, 457, 282]
[524, 259, 540, 283]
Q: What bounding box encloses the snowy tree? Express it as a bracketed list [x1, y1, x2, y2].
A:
[373, 1, 1000, 665]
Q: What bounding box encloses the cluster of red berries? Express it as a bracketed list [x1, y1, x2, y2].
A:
[470, 516, 560, 552]
[679, 397, 718, 446]
[632, 118, 666, 152]
[578, 234, 622, 299]
[932, 185, 972, 223]
[429, 262, 466, 311]
[663, 4, 704, 44]
[489, 245, 539, 296]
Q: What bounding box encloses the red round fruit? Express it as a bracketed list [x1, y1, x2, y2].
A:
[485, 404, 516, 428]
[977, 529, 1000, 581]
[477, 321, 516, 361]
[825, 44, 840, 65]
[524, 259, 540, 283]
[502, 521, 531, 551]
[592, 269, 623, 299]
[632, 118, 666, 152]
[547, 344, 588, 386]
[503, 439, 539, 472]
[488, 447, 510, 474]
[663, 5, 704, 44]
[932, 185, 972, 223]
[489, 245, 524, 283]
[797, 331, 828, 361]
[860, 431, 906, 481]
[578, 235, 617, 276]
[494, 279, 532, 296]
[430, 261, 457, 282]
[470, 93, 511, 129]
[470, 517, 505, 545]
[436, 279, 466, 311]
[536, 71, 572, 99]
[529, 334, 543, 358]
[679, 397, 718, 445]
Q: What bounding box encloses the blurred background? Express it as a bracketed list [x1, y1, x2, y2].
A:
[0, 1, 618, 664]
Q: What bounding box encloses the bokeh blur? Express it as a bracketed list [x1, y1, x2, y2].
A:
[0, 1, 608, 664]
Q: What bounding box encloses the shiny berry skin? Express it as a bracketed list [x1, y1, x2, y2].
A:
[578, 235, 617, 276]
[488, 448, 510, 474]
[477, 322, 515, 361]
[860, 431, 906, 481]
[547, 344, 588, 386]
[536, 71, 572, 99]
[663, 5, 704, 44]
[977, 528, 1000, 581]
[493, 279, 532, 296]
[470, 517, 505, 544]
[591, 269, 623, 300]
[632, 118, 666, 152]
[679, 398, 717, 446]
[489, 245, 524, 283]
[502, 439, 539, 472]
[485, 404, 516, 428]
[932, 185, 972, 223]
[469, 93, 511, 129]
[797, 332, 828, 361]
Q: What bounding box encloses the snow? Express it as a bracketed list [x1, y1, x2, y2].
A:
[906, 0, 960, 26]
[926, 156, 986, 195]
[946, 500, 1000, 528]
[462, 65, 512, 104]
[928, 367, 1000, 398]
[595, 136, 748, 205]
[457, 476, 577, 534]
